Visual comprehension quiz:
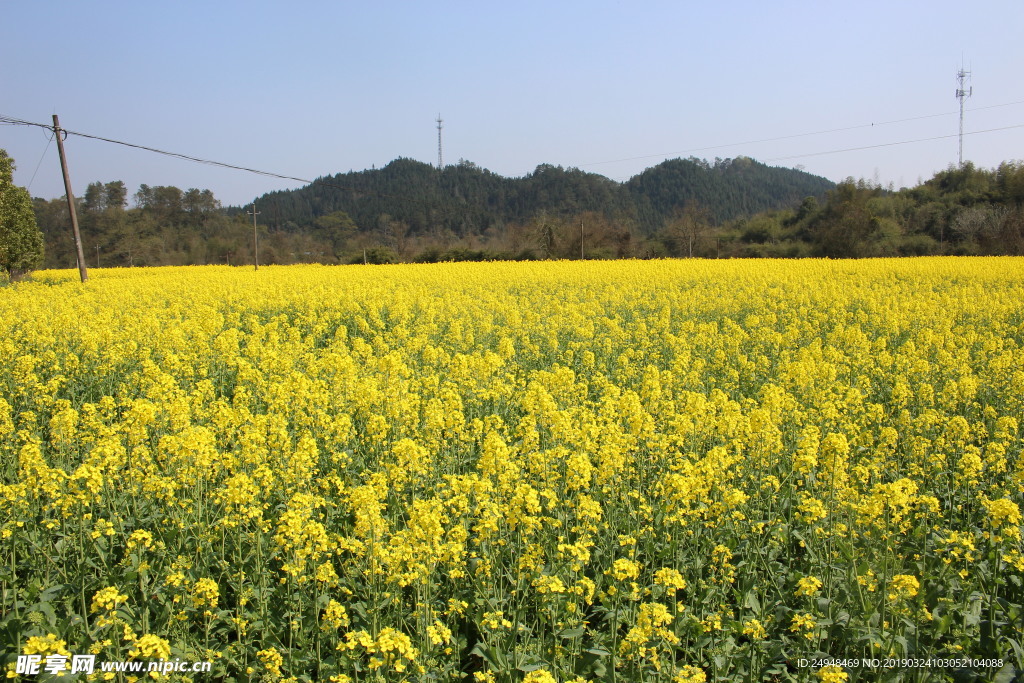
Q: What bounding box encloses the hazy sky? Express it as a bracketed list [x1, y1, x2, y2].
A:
[4, 1, 1023, 207]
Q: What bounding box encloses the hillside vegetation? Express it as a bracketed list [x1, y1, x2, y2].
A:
[29, 157, 1024, 268]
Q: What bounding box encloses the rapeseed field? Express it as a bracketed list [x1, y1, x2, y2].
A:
[1, 258, 1022, 682]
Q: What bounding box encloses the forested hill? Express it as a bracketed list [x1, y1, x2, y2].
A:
[626, 157, 835, 226]
[30, 157, 1024, 268]
[241, 156, 835, 237]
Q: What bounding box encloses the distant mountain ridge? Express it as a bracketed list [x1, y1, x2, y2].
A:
[244, 156, 835, 236]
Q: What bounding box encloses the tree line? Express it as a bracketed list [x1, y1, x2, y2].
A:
[33, 181, 259, 269]
[5, 152, 1024, 279]
[716, 161, 1024, 258]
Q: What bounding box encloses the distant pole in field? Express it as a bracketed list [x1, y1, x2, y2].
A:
[436, 114, 443, 169]
[581, 217, 584, 260]
[52, 115, 88, 282]
[247, 203, 260, 270]
[955, 66, 972, 168]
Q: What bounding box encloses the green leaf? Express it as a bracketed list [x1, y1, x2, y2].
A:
[1002, 636, 1024, 666]
[580, 649, 609, 678]
[992, 664, 1018, 683]
[469, 642, 502, 671]
[37, 584, 67, 602]
[349, 601, 368, 621]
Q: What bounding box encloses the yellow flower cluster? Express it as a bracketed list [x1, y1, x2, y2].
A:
[21, 634, 71, 657]
[190, 577, 220, 615]
[619, 602, 678, 662]
[91, 586, 128, 628]
[816, 665, 849, 682]
[795, 576, 823, 597]
[741, 618, 767, 640]
[983, 497, 1022, 540]
[340, 627, 420, 674]
[887, 574, 920, 602]
[789, 613, 817, 640]
[321, 599, 350, 631]
[128, 634, 171, 660]
[674, 666, 707, 683]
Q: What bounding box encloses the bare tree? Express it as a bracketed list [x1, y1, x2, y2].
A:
[667, 202, 711, 257]
[531, 211, 561, 259]
[952, 205, 1008, 252]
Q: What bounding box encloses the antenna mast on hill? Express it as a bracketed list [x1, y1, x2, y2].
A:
[436, 114, 444, 169]
[955, 65, 972, 168]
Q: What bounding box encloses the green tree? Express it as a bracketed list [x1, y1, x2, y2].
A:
[313, 210, 358, 253]
[83, 181, 108, 213]
[996, 161, 1024, 204]
[808, 180, 880, 257]
[183, 188, 219, 222]
[105, 180, 128, 210]
[33, 197, 75, 268]
[0, 150, 45, 280]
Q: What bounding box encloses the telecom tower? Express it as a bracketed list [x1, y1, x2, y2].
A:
[955, 67, 972, 168]
[436, 114, 444, 169]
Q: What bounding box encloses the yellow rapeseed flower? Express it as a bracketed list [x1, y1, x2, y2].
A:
[674, 665, 707, 683]
[795, 576, 823, 597]
[887, 575, 920, 602]
[816, 665, 849, 682]
[742, 618, 767, 640]
[789, 613, 816, 640]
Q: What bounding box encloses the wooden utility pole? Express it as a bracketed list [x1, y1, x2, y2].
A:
[52, 115, 88, 282]
[247, 203, 260, 270]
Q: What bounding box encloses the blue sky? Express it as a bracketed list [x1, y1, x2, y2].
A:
[3, 1, 1023, 207]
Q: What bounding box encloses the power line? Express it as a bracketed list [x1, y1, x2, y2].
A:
[0, 114, 315, 184]
[574, 99, 1024, 171]
[26, 130, 55, 192]
[763, 123, 1024, 163]
[0, 115, 52, 130]
[578, 113, 950, 168]
[0, 114, 430, 207]
[3, 101, 1024, 201]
